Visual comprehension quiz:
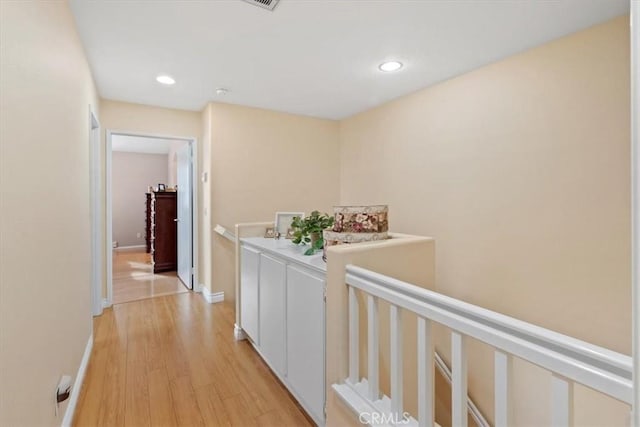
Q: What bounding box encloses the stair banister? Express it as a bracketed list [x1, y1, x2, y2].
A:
[335, 264, 632, 427]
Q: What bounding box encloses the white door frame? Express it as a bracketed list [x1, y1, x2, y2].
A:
[89, 106, 102, 316]
[104, 130, 199, 307]
[631, 0, 639, 424]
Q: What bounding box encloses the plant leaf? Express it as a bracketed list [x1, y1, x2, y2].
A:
[313, 238, 324, 250]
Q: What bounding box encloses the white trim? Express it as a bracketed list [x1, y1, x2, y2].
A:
[214, 224, 236, 242]
[191, 139, 199, 291]
[102, 298, 110, 309]
[106, 130, 113, 307]
[345, 265, 632, 404]
[333, 379, 421, 427]
[631, 1, 639, 424]
[61, 334, 93, 427]
[114, 245, 146, 251]
[234, 323, 247, 341]
[201, 287, 224, 304]
[105, 130, 199, 303]
[89, 106, 102, 317]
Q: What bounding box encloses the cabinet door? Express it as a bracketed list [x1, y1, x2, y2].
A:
[259, 253, 287, 376]
[240, 246, 260, 343]
[286, 265, 325, 421]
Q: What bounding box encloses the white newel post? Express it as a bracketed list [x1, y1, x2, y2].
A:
[633, 1, 640, 425]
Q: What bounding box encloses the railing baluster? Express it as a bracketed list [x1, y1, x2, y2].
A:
[368, 294, 379, 401]
[348, 285, 359, 384]
[418, 317, 434, 427]
[452, 331, 468, 427]
[494, 350, 513, 427]
[390, 304, 403, 418]
[551, 374, 574, 426]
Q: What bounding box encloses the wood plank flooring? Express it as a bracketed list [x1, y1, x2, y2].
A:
[74, 293, 313, 427]
[112, 249, 187, 305]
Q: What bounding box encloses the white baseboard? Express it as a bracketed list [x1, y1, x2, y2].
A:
[61, 334, 93, 427]
[114, 245, 146, 251]
[195, 283, 203, 293]
[234, 323, 247, 341]
[201, 287, 224, 304]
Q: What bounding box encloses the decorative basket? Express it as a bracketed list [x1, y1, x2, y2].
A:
[332, 205, 388, 233]
[323, 205, 389, 261]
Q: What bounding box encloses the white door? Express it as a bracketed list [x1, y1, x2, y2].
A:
[176, 143, 192, 288]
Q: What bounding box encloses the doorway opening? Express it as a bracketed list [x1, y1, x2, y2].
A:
[106, 131, 198, 306]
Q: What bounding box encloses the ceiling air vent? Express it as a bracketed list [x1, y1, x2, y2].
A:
[241, 0, 279, 11]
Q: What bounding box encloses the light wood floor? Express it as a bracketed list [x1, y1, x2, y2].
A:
[74, 293, 313, 427]
[113, 249, 187, 305]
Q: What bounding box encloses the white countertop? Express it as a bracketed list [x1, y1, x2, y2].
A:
[240, 237, 327, 274]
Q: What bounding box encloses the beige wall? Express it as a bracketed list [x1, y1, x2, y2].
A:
[167, 140, 187, 188]
[99, 100, 202, 293]
[112, 151, 168, 247]
[338, 16, 630, 425]
[0, 1, 99, 425]
[203, 103, 340, 299]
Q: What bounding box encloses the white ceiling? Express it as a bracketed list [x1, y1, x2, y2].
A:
[112, 135, 184, 154]
[70, 0, 628, 120]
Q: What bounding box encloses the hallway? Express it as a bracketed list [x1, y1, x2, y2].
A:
[74, 294, 313, 426]
[113, 249, 187, 305]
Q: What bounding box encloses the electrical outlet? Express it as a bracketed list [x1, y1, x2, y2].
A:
[55, 375, 72, 416]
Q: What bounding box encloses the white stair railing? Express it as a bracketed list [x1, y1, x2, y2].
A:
[333, 265, 632, 426]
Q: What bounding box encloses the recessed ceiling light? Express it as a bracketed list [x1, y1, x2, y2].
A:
[156, 75, 175, 85]
[378, 61, 403, 72]
[215, 88, 230, 95]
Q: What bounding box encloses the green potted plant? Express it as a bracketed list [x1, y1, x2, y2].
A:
[291, 211, 335, 255]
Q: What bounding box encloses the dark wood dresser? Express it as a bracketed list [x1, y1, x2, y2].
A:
[150, 191, 177, 273]
[145, 193, 152, 253]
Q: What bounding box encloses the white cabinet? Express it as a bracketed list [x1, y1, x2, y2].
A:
[240, 246, 260, 343]
[258, 253, 287, 376]
[286, 265, 325, 422]
[239, 237, 326, 426]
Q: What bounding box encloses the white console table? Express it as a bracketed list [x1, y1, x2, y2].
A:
[239, 237, 326, 425]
